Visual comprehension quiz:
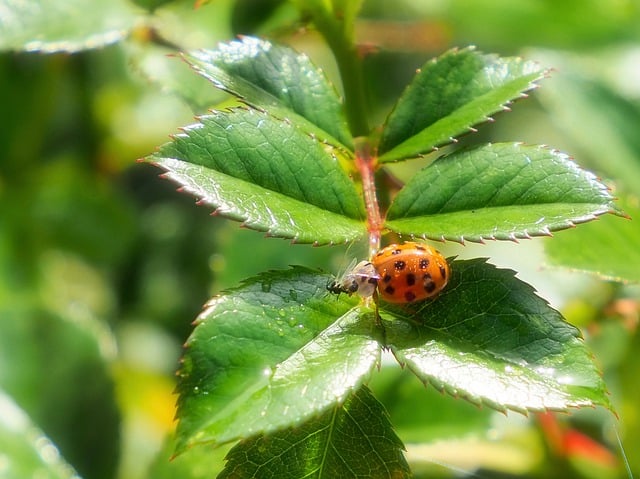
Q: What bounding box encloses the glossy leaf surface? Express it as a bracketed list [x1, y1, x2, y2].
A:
[384, 258, 611, 413]
[174, 267, 381, 454]
[379, 48, 545, 162]
[0, 0, 137, 52]
[219, 386, 410, 479]
[385, 143, 621, 243]
[183, 37, 352, 147]
[149, 108, 366, 244]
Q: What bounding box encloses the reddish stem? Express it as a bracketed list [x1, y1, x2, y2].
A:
[354, 137, 382, 257]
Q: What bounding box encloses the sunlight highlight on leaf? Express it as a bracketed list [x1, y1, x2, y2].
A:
[0, 0, 137, 52]
[384, 258, 611, 414]
[149, 108, 366, 244]
[174, 268, 381, 454]
[183, 37, 352, 148]
[379, 48, 545, 162]
[385, 143, 622, 243]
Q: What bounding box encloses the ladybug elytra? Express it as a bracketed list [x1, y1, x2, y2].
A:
[372, 242, 449, 303]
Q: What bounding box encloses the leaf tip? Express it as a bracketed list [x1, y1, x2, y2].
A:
[507, 233, 520, 243]
[540, 226, 554, 236]
[616, 209, 632, 220]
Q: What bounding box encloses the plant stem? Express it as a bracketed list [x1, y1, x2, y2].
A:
[331, 37, 369, 137]
[310, 5, 377, 251]
[354, 138, 382, 257]
[311, 14, 369, 137]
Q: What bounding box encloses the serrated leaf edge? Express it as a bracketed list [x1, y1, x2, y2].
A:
[378, 47, 549, 163]
[143, 106, 366, 245]
[393, 208, 613, 245]
[151, 161, 363, 246]
[180, 37, 353, 150]
[385, 142, 624, 244]
[386, 258, 611, 415]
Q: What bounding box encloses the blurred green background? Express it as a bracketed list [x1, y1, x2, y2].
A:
[1, 0, 639, 478]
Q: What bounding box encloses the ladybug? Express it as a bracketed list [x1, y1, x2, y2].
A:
[328, 242, 450, 304]
[327, 260, 380, 298]
[372, 242, 449, 303]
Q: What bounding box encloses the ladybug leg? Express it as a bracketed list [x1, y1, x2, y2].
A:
[372, 289, 381, 326]
[369, 289, 388, 348]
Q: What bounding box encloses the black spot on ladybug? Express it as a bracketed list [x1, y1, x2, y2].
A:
[406, 273, 416, 286]
[383, 274, 392, 283]
[424, 280, 436, 293]
[384, 285, 395, 295]
[419, 258, 429, 269]
[404, 291, 417, 302]
[394, 260, 406, 271]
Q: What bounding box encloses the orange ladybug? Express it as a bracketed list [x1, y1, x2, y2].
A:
[328, 242, 450, 304]
[372, 242, 449, 303]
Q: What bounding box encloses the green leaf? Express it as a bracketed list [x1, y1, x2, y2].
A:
[378, 48, 545, 163]
[149, 108, 366, 244]
[545, 193, 640, 282]
[174, 267, 381, 454]
[0, 307, 120, 479]
[0, 391, 79, 479]
[384, 258, 611, 414]
[0, 0, 138, 53]
[385, 143, 622, 243]
[218, 385, 410, 479]
[183, 37, 352, 148]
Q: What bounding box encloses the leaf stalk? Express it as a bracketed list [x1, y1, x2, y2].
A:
[354, 137, 382, 256]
